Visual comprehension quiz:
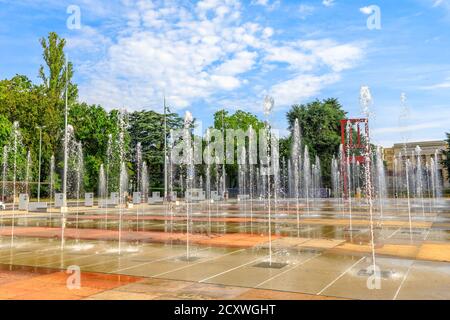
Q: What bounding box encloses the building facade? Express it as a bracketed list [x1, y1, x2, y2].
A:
[383, 140, 449, 189]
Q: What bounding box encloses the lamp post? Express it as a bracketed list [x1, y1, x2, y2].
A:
[36, 126, 45, 202]
[62, 55, 69, 212]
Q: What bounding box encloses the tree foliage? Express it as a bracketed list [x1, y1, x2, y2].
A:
[128, 110, 183, 190]
[286, 98, 347, 187]
[212, 109, 265, 188]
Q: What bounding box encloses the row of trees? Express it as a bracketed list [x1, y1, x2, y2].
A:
[0, 32, 358, 198]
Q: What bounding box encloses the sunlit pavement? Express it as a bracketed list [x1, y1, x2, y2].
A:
[0, 199, 448, 300]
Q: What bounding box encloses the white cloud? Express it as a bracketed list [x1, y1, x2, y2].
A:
[70, 0, 363, 112]
[214, 51, 258, 76]
[300, 40, 364, 72]
[270, 74, 340, 107]
[251, 0, 280, 11]
[262, 27, 274, 38]
[298, 4, 315, 19]
[420, 77, 450, 89]
[360, 6, 373, 15]
[252, 0, 269, 5]
[322, 0, 335, 7]
[433, 0, 444, 7]
[265, 40, 363, 73]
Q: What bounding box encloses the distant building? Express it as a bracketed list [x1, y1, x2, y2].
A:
[383, 140, 449, 189]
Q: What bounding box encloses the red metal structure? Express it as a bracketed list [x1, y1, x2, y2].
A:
[340, 118, 370, 198]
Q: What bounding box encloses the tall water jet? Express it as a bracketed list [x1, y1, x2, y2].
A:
[375, 146, 386, 220]
[248, 126, 257, 233]
[393, 155, 400, 210]
[117, 109, 127, 255]
[49, 155, 55, 211]
[345, 121, 353, 231]
[271, 133, 280, 207]
[303, 145, 311, 216]
[291, 119, 301, 234]
[10, 121, 21, 247]
[405, 158, 413, 241]
[313, 155, 322, 199]
[140, 161, 148, 232]
[415, 146, 425, 216]
[141, 161, 148, 201]
[360, 85, 377, 277]
[75, 142, 84, 232]
[183, 111, 194, 260]
[105, 133, 113, 228]
[2, 146, 8, 203]
[338, 144, 346, 217]
[238, 144, 247, 232]
[399, 92, 413, 224]
[118, 161, 128, 254]
[205, 129, 212, 234]
[99, 164, 106, 205]
[425, 162, 432, 214]
[60, 124, 75, 250]
[433, 150, 443, 199]
[24, 150, 32, 225]
[25, 151, 32, 197]
[0, 145, 7, 231]
[331, 156, 340, 198]
[263, 95, 274, 265]
[135, 142, 142, 194]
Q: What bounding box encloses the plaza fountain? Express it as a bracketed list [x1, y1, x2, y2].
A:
[0, 88, 448, 300]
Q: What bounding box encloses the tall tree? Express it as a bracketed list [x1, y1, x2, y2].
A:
[39, 32, 77, 103]
[213, 109, 265, 188]
[286, 98, 347, 187]
[128, 110, 183, 190]
[68, 103, 120, 192]
[0, 115, 11, 149]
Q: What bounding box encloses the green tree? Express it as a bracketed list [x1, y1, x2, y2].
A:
[128, 110, 183, 191]
[286, 98, 347, 188]
[68, 103, 120, 192]
[212, 109, 265, 188]
[39, 32, 77, 103]
[0, 115, 12, 149]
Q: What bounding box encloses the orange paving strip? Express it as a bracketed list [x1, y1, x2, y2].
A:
[416, 242, 450, 262]
[0, 227, 275, 248]
[45, 214, 433, 229]
[0, 265, 346, 300]
[0, 270, 142, 300]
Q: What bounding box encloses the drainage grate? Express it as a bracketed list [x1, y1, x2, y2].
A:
[299, 248, 322, 254]
[357, 269, 395, 279]
[177, 256, 201, 262]
[344, 228, 362, 232]
[253, 262, 288, 269]
[131, 258, 152, 262]
[401, 230, 423, 235]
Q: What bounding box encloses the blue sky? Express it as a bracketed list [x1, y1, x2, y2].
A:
[1, 0, 449, 146]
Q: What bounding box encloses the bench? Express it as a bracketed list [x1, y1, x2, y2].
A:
[28, 202, 48, 212]
[98, 199, 117, 208]
[148, 192, 164, 204]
